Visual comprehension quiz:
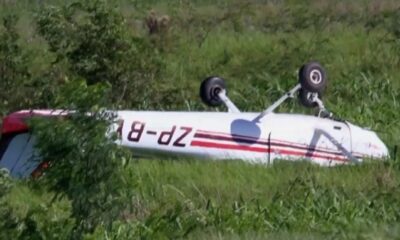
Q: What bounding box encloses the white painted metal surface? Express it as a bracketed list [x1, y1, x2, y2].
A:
[112, 111, 388, 166]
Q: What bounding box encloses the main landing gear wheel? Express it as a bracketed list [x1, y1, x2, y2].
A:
[200, 76, 226, 107]
[298, 61, 327, 93]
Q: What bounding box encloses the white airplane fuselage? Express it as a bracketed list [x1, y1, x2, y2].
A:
[114, 111, 389, 166]
[0, 109, 390, 178]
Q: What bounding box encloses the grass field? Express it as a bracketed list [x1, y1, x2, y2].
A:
[1, 0, 400, 239]
[5, 159, 400, 239]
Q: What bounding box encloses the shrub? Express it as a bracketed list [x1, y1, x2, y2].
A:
[0, 14, 32, 117]
[35, 0, 164, 107]
[31, 80, 133, 239]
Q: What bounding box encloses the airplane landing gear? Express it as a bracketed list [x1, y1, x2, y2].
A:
[200, 76, 226, 107]
[298, 61, 327, 93]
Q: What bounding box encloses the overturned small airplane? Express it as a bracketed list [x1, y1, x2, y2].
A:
[0, 62, 389, 178]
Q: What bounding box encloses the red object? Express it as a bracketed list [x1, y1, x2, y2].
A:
[31, 161, 50, 178]
[190, 140, 349, 162]
[1, 110, 70, 135]
[1, 111, 31, 134]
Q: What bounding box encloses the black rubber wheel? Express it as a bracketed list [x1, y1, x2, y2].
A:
[298, 62, 327, 93]
[200, 76, 226, 107]
[298, 88, 322, 108]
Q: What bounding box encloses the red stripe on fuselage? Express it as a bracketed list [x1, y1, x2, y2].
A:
[196, 129, 344, 154]
[190, 140, 349, 162]
[194, 132, 345, 157]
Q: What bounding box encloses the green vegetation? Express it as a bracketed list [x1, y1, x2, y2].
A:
[1, 0, 400, 239]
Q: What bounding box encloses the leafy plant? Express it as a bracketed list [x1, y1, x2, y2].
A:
[35, 0, 164, 107]
[30, 81, 133, 239]
[0, 14, 32, 117]
[0, 170, 19, 239]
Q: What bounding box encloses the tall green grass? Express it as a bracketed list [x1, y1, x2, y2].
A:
[80, 159, 400, 238]
[6, 159, 400, 239]
[1, 0, 400, 239]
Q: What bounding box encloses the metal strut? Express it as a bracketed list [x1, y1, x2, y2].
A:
[255, 83, 333, 121]
[256, 84, 302, 120]
[217, 89, 241, 113]
[310, 93, 333, 119]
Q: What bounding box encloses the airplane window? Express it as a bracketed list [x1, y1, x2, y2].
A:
[0, 133, 40, 178]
